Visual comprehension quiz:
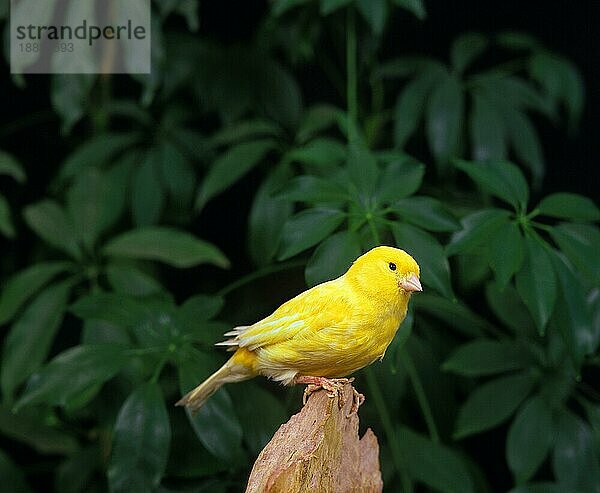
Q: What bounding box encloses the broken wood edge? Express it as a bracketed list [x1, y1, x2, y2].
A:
[245, 383, 383, 493]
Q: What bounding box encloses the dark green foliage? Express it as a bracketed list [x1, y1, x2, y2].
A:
[0, 1, 598, 492]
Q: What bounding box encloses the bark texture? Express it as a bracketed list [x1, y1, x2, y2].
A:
[245, 383, 383, 493]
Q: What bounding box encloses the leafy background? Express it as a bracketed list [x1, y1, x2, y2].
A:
[1, 1, 599, 492]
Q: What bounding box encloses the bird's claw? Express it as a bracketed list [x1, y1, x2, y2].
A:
[297, 376, 364, 415]
[348, 387, 365, 416]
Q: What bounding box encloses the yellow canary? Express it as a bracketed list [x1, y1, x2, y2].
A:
[176, 246, 421, 412]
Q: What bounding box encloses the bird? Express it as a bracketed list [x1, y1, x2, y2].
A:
[176, 245, 422, 414]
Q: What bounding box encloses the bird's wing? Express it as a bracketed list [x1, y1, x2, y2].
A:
[216, 280, 352, 351]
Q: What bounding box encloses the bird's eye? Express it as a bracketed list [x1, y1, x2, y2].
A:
[388, 262, 396, 271]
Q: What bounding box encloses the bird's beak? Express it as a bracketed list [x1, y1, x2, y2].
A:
[400, 274, 422, 292]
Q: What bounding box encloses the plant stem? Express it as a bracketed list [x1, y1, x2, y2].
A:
[150, 353, 169, 384]
[217, 259, 306, 297]
[125, 347, 165, 357]
[368, 217, 381, 245]
[399, 352, 440, 443]
[364, 214, 412, 490]
[0, 110, 55, 139]
[365, 368, 412, 493]
[346, 7, 358, 146]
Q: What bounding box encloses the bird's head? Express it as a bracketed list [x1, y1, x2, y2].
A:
[346, 246, 422, 303]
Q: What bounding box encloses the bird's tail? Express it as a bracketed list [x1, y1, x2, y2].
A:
[175, 352, 253, 413]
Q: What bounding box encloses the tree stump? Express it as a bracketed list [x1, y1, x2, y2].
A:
[245, 383, 383, 493]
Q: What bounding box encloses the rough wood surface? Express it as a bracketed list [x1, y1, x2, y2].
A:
[245, 384, 383, 493]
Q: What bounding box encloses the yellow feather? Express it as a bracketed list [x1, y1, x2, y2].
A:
[176, 246, 421, 410]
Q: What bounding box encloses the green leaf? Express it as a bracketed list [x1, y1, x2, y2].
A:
[529, 53, 585, 130]
[196, 139, 274, 210]
[248, 165, 294, 265]
[50, 74, 94, 134]
[446, 209, 511, 256]
[159, 142, 195, 207]
[209, 119, 281, 148]
[515, 236, 557, 334]
[0, 261, 71, 325]
[15, 344, 129, 411]
[103, 226, 230, 268]
[101, 156, 132, 228]
[166, 411, 229, 480]
[426, 73, 464, 165]
[232, 382, 288, 455]
[454, 372, 536, 439]
[132, 150, 163, 226]
[529, 53, 562, 102]
[106, 264, 163, 296]
[508, 483, 582, 493]
[550, 252, 595, 369]
[552, 410, 600, 491]
[377, 57, 440, 79]
[70, 292, 155, 328]
[376, 156, 425, 202]
[392, 196, 460, 232]
[179, 295, 224, 324]
[506, 396, 553, 483]
[496, 31, 540, 51]
[0, 405, 77, 455]
[393, 67, 444, 148]
[397, 426, 473, 493]
[485, 282, 535, 333]
[455, 252, 490, 291]
[0, 195, 14, 237]
[581, 399, 600, 443]
[178, 350, 244, 463]
[356, 0, 387, 35]
[83, 319, 131, 346]
[276, 175, 349, 203]
[470, 91, 507, 161]
[107, 383, 171, 493]
[66, 167, 117, 249]
[1, 281, 71, 402]
[296, 104, 341, 143]
[278, 208, 345, 260]
[391, 310, 413, 366]
[258, 61, 302, 129]
[454, 159, 529, 211]
[550, 222, 600, 284]
[23, 200, 81, 259]
[305, 230, 361, 287]
[538, 193, 600, 222]
[413, 293, 495, 337]
[443, 339, 525, 377]
[561, 59, 585, 131]
[503, 107, 544, 187]
[488, 221, 525, 288]
[451, 33, 488, 74]
[0, 151, 26, 182]
[391, 0, 426, 19]
[58, 133, 139, 183]
[132, 304, 177, 349]
[0, 449, 32, 493]
[54, 444, 99, 493]
[392, 223, 454, 298]
[287, 138, 347, 169]
[347, 142, 379, 199]
[477, 75, 551, 116]
[273, 0, 312, 16]
[319, 0, 352, 15]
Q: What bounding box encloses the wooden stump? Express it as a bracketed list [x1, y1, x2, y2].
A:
[245, 383, 383, 493]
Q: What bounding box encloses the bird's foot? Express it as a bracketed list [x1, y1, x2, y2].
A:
[294, 376, 364, 415]
[349, 387, 365, 416]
